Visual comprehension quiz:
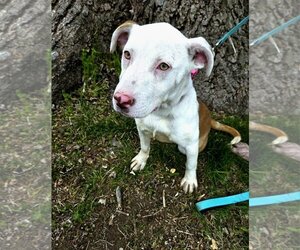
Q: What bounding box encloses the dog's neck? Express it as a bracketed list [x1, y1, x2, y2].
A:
[154, 75, 196, 117]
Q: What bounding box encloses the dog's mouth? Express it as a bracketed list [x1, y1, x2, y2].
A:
[116, 106, 130, 117]
[152, 107, 158, 113]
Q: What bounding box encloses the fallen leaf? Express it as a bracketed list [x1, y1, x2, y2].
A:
[210, 238, 218, 250]
[170, 168, 176, 174]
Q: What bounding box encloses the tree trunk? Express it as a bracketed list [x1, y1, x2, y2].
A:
[250, 0, 300, 115]
[0, 0, 50, 105]
[52, 0, 249, 114]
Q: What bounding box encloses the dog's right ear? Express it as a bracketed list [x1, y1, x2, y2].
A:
[110, 21, 137, 53]
[188, 37, 214, 77]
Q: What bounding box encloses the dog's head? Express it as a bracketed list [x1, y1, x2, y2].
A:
[110, 21, 214, 118]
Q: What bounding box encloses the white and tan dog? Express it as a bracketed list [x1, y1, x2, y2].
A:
[110, 21, 241, 193]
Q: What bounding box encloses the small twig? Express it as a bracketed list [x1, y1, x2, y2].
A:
[162, 190, 166, 208]
[142, 208, 162, 218]
[198, 194, 206, 200]
[85, 241, 90, 250]
[26, 116, 31, 125]
[126, 242, 134, 250]
[269, 36, 280, 53]
[96, 239, 114, 247]
[108, 214, 115, 226]
[133, 217, 137, 236]
[177, 230, 194, 236]
[116, 186, 122, 209]
[228, 36, 237, 54]
[117, 226, 127, 239]
[116, 209, 129, 216]
[173, 216, 189, 221]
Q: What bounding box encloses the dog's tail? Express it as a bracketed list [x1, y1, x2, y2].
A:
[249, 121, 288, 145]
[211, 119, 241, 145]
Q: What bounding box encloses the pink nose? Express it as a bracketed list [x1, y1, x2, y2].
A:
[114, 92, 135, 109]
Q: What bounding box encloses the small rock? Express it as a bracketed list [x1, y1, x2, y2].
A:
[170, 168, 176, 174]
[73, 145, 80, 150]
[98, 198, 106, 205]
[108, 214, 115, 226]
[109, 171, 116, 178]
[155, 0, 165, 6]
[260, 227, 269, 236]
[109, 150, 116, 159]
[86, 158, 93, 164]
[0, 51, 11, 61]
[222, 227, 229, 235]
[41, 158, 47, 164]
[103, 3, 111, 11]
[112, 138, 122, 148]
[51, 51, 58, 61]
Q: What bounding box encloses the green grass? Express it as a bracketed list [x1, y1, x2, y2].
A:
[52, 48, 249, 249]
[0, 88, 51, 248]
[249, 114, 300, 249]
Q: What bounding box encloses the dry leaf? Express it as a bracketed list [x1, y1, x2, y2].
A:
[170, 168, 176, 174]
[210, 238, 218, 250]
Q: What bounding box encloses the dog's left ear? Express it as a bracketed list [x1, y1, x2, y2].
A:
[110, 21, 137, 53]
[188, 37, 214, 77]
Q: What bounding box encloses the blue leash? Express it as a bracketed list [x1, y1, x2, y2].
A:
[250, 15, 300, 46]
[215, 16, 249, 47]
[250, 191, 300, 207]
[196, 191, 300, 212]
[196, 192, 249, 212]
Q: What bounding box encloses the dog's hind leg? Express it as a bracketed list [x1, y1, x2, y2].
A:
[199, 134, 209, 152]
[199, 102, 211, 152]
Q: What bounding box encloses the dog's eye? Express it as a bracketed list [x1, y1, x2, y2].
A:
[158, 62, 170, 71]
[123, 50, 131, 60]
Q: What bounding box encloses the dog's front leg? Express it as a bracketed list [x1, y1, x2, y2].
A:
[180, 142, 199, 193]
[131, 127, 151, 171]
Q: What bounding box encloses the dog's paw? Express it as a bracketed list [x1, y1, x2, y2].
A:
[180, 175, 198, 193]
[130, 151, 149, 171]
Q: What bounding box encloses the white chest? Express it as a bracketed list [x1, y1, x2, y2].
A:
[135, 115, 173, 143]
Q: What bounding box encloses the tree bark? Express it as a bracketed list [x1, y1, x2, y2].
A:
[0, 0, 50, 105]
[52, 0, 249, 114]
[250, 0, 300, 115]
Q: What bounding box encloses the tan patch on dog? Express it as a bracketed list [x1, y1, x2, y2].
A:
[199, 102, 241, 152]
[199, 102, 211, 152]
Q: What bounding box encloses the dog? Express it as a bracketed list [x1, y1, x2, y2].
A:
[110, 21, 241, 193]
